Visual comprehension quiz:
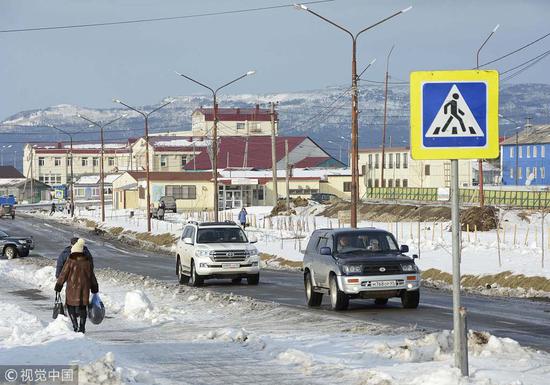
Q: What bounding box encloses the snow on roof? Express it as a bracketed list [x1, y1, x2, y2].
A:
[151, 138, 211, 148]
[74, 174, 122, 185]
[219, 168, 350, 180]
[0, 178, 26, 187]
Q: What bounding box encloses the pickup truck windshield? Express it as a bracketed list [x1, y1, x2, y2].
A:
[335, 232, 399, 254]
[197, 228, 248, 244]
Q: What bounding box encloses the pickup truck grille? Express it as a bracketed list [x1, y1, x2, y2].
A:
[363, 263, 402, 275]
[211, 250, 248, 262]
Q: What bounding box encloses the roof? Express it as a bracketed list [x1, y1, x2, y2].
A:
[0, 166, 24, 179]
[194, 106, 273, 122]
[147, 136, 211, 152]
[184, 136, 307, 170]
[30, 140, 132, 154]
[74, 174, 122, 185]
[126, 171, 215, 182]
[293, 157, 331, 168]
[501, 125, 550, 145]
[358, 146, 410, 153]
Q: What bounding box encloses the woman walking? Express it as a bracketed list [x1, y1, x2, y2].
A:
[55, 238, 98, 333]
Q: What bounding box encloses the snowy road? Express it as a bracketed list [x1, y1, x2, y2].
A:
[3, 214, 550, 352]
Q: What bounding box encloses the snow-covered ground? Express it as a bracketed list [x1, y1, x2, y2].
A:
[1, 258, 550, 385]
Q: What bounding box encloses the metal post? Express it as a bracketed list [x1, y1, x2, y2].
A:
[100, 126, 105, 222]
[69, 137, 74, 217]
[144, 116, 152, 232]
[351, 38, 359, 227]
[212, 98, 219, 220]
[270, 102, 279, 206]
[285, 140, 290, 210]
[515, 131, 519, 186]
[381, 45, 394, 189]
[452, 159, 468, 376]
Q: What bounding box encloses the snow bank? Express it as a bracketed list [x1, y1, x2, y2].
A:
[123, 290, 153, 320]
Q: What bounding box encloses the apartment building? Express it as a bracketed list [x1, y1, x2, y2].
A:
[191, 105, 276, 136]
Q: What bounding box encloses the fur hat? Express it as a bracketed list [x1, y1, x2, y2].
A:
[71, 238, 85, 254]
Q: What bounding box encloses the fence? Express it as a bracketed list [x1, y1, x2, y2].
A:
[364, 187, 550, 209]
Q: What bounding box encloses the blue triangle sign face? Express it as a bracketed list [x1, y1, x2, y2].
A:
[422, 82, 487, 148]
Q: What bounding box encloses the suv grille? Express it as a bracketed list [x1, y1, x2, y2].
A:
[211, 250, 248, 262]
[363, 263, 402, 275]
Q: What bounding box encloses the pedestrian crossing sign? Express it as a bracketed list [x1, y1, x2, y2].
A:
[410, 70, 499, 160]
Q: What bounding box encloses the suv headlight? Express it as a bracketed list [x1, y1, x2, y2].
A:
[401, 263, 417, 272]
[195, 249, 211, 258]
[342, 265, 363, 275]
[247, 249, 258, 257]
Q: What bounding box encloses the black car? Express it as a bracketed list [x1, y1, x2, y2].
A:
[0, 229, 34, 259]
[303, 228, 420, 311]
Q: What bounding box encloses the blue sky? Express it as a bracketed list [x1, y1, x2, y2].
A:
[1, 0, 549, 120]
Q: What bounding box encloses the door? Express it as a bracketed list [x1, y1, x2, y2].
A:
[315, 236, 331, 288]
[179, 226, 195, 273]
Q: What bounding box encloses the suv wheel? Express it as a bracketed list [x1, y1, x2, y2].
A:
[247, 274, 260, 285]
[188, 261, 204, 287]
[374, 298, 389, 306]
[305, 272, 323, 307]
[329, 275, 349, 311]
[401, 290, 420, 309]
[176, 257, 189, 285]
[4, 246, 17, 260]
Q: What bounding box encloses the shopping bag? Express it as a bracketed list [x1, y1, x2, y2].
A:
[52, 292, 65, 319]
[88, 293, 105, 325]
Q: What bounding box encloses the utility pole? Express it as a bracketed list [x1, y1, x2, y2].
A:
[270, 102, 279, 206]
[243, 137, 249, 168]
[381, 45, 395, 188]
[48, 124, 75, 216]
[285, 139, 290, 210]
[515, 131, 519, 186]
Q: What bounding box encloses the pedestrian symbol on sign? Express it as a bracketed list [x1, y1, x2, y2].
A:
[425, 84, 483, 138]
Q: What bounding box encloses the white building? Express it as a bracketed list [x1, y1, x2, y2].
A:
[191, 105, 276, 136]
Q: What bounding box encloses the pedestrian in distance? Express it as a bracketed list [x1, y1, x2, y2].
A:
[158, 200, 166, 221]
[56, 237, 94, 278]
[50, 202, 56, 216]
[238, 207, 248, 228]
[55, 238, 98, 333]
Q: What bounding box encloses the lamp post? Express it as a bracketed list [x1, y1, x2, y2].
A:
[476, 24, 500, 206]
[499, 114, 522, 186]
[174, 70, 256, 221]
[381, 45, 395, 188]
[77, 113, 126, 223]
[113, 98, 175, 232]
[0, 145, 13, 165]
[47, 124, 75, 217]
[295, 3, 412, 227]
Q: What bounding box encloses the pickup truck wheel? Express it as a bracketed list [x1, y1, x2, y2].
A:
[4, 246, 17, 260]
[329, 275, 349, 311]
[401, 290, 420, 309]
[374, 298, 389, 305]
[188, 261, 203, 287]
[247, 274, 260, 285]
[305, 272, 323, 307]
[176, 258, 189, 285]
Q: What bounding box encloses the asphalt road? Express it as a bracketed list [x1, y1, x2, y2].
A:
[2, 213, 550, 351]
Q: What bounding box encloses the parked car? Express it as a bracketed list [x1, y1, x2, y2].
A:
[0, 204, 15, 219]
[0, 229, 34, 259]
[310, 193, 338, 204]
[175, 220, 260, 286]
[159, 196, 177, 213]
[303, 227, 420, 311]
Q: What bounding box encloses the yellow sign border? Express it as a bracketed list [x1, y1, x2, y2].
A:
[410, 70, 499, 160]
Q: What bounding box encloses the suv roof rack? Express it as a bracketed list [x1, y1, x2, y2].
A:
[186, 220, 199, 225]
[198, 220, 238, 226]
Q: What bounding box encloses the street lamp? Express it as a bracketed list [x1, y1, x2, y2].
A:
[295, 3, 412, 227]
[174, 70, 256, 221]
[499, 113, 522, 186]
[381, 45, 395, 188]
[77, 113, 127, 223]
[47, 124, 75, 217]
[113, 98, 175, 232]
[0, 145, 13, 165]
[476, 23, 500, 206]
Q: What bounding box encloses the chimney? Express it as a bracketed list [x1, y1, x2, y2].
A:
[236, 108, 240, 114]
[57, 142, 62, 149]
[255, 103, 260, 111]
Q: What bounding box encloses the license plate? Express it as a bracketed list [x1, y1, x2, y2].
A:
[367, 280, 396, 288]
[222, 263, 240, 269]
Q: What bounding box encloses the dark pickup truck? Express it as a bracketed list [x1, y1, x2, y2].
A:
[0, 229, 33, 259]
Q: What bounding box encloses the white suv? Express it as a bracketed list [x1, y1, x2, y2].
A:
[175, 221, 260, 286]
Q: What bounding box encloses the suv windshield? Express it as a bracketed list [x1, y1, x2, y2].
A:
[335, 232, 399, 254]
[196, 227, 248, 244]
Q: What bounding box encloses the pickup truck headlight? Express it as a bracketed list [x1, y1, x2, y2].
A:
[195, 249, 211, 258]
[401, 263, 417, 272]
[342, 264, 363, 275]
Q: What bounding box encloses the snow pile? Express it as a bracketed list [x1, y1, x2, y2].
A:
[277, 349, 314, 371]
[197, 328, 249, 343]
[79, 352, 155, 385]
[123, 290, 153, 320]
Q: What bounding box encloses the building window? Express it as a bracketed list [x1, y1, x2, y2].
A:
[343, 182, 352, 192]
[81, 157, 88, 167]
[534, 167, 537, 178]
[54, 157, 61, 166]
[510, 167, 513, 179]
[388, 153, 394, 169]
[56, 175, 61, 184]
[368, 154, 373, 169]
[526, 167, 531, 178]
[424, 165, 431, 176]
[368, 179, 373, 187]
[374, 179, 379, 188]
[93, 157, 99, 167]
[509, 147, 514, 158]
[160, 155, 167, 168]
[527, 146, 531, 158]
[396, 153, 400, 168]
[542, 146, 546, 158]
[403, 153, 408, 168]
[541, 167, 545, 178]
[236, 122, 245, 130]
[67, 158, 72, 166]
[181, 156, 187, 169]
[165, 185, 197, 199]
[402, 179, 408, 187]
[388, 179, 393, 188]
[395, 179, 400, 187]
[519, 147, 523, 158]
[361, 165, 366, 175]
[375, 154, 379, 169]
[518, 167, 522, 179]
[38, 157, 45, 166]
[533, 146, 537, 158]
[108, 157, 115, 166]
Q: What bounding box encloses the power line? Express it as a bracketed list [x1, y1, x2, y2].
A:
[479, 31, 550, 68]
[0, 0, 335, 34]
[502, 51, 550, 82]
[500, 48, 550, 76]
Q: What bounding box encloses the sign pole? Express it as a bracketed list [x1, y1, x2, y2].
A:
[451, 159, 468, 376]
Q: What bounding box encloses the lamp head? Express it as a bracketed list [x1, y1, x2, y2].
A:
[369, 58, 377, 65]
[113, 99, 121, 104]
[246, 70, 256, 76]
[401, 6, 413, 13]
[493, 24, 500, 33]
[294, 3, 308, 11]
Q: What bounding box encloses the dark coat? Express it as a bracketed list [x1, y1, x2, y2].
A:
[56, 245, 93, 278]
[55, 253, 99, 306]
